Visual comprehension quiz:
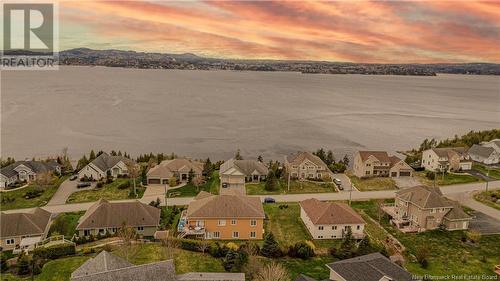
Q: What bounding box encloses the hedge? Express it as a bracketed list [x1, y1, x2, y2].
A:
[33, 243, 76, 259]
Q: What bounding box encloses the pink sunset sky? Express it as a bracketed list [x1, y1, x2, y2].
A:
[59, 1, 500, 63]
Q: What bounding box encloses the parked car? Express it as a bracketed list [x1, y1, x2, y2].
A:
[77, 182, 91, 188]
[264, 197, 276, 203]
[333, 178, 343, 190]
[69, 175, 78, 181]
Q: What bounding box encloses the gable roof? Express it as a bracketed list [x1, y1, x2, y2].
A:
[89, 153, 132, 173]
[358, 151, 391, 163]
[1, 160, 60, 178]
[299, 198, 365, 225]
[220, 159, 268, 176]
[76, 199, 160, 229]
[177, 272, 245, 281]
[430, 147, 468, 158]
[444, 201, 472, 221]
[1, 208, 52, 238]
[396, 186, 452, 209]
[70, 251, 176, 281]
[295, 274, 318, 281]
[187, 192, 265, 219]
[147, 158, 203, 178]
[468, 144, 496, 159]
[326, 253, 414, 281]
[286, 151, 329, 168]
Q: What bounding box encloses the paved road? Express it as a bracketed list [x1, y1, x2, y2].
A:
[4, 180, 500, 217]
[47, 179, 95, 206]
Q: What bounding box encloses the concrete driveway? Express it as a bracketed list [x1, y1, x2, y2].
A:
[469, 211, 500, 235]
[47, 179, 93, 206]
[394, 176, 422, 189]
[332, 173, 354, 191]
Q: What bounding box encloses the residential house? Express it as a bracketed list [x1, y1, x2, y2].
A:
[147, 158, 203, 185]
[70, 250, 244, 281]
[75, 199, 160, 237]
[353, 151, 414, 178]
[78, 153, 134, 180]
[382, 185, 471, 232]
[299, 198, 365, 240]
[179, 191, 265, 240]
[219, 159, 268, 192]
[0, 208, 53, 251]
[421, 147, 472, 171]
[285, 151, 333, 180]
[0, 160, 61, 189]
[468, 144, 500, 165]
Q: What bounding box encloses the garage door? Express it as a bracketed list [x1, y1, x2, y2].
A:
[148, 178, 161, 184]
[399, 171, 411, 177]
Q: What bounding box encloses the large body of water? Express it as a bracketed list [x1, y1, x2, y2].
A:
[1, 66, 499, 161]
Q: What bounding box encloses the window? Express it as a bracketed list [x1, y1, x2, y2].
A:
[6, 239, 14, 245]
[231, 219, 237, 225]
[318, 226, 324, 230]
[317, 173, 322, 178]
[332, 226, 337, 230]
[431, 209, 436, 214]
[250, 231, 256, 238]
[366, 171, 370, 175]
[357, 225, 361, 230]
[218, 220, 226, 226]
[84, 230, 91, 236]
[137, 226, 144, 231]
[112, 228, 117, 233]
[232, 232, 239, 238]
[308, 174, 314, 178]
[99, 228, 105, 234]
[317, 236, 323, 239]
[366, 163, 371, 167]
[213, 232, 220, 238]
[250, 219, 257, 226]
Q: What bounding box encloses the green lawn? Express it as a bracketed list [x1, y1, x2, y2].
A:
[48, 212, 85, 238]
[0, 176, 68, 211]
[416, 171, 481, 186]
[246, 179, 336, 195]
[1, 256, 90, 281]
[358, 200, 500, 276]
[473, 163, 500, 180]
[167, 172, 219, 197]
[66, 178, 145, 203]
[474, 190, 500, 211]
[347, 174, 397, 191]
[280, 255, 335, 280]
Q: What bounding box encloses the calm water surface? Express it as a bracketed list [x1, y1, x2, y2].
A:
[1, 67, 499, 160]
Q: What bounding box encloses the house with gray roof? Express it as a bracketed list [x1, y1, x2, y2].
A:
[0, 208, 53, 251]
[382, 185, 471, 232]
[353, 151, 414, 178]
[147, 158, 203, 185]
[77, 152, 134, 180]
[71, 250, 245, 281]
[421, 147, 472, 172]
[75, 199, 160, 238]
[468, 144, 500, 165]
[0, 160, 61, 189]
[285, 151, 333, 180]
[219, 158, 268, 193]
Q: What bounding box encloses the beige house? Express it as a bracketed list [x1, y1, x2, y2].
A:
[285, 151, 333, 180]
[219, 159, 268, 192]
[353, 151, 413, 178]
[1, 160, 61, 189]
[421, 147, 472, 172]
[147, 158, 203, 185]
[0, 208, 53, 251]
[78, 153, 134, 180]
[76, 199, 160, 237]
[299, 198, 365, 240]
[179, 191, 265, 240]
[383, 185, 471, 232]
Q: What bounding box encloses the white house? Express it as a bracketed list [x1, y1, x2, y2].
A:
[421, 147, 472, 172]
[78, 153, 133, 180]
[299, 198, 365, 240]
[0, 161, 61, 190]
[468, 143, 500, 165]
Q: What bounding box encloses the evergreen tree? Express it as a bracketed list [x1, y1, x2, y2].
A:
[141, 167, 147, 185]
[337, 228, 356, 259]
[260, 232, 282, 258]
[223, 250, 238, 272]
[188, 168, 195, 183]
[342, 155, 350, 166]
[235, 149, 243, 160]
[203, 158, 213, 178]
[265, 170, 279, 191]
[17, 253, 30, 275]
[314, 148, 327, 162]
[257, 155, 263, 162]
[111, 150, 117, 156]
[117, 150, 122, 156]
[76, 155, 89, 171]
[326, 150, 335, 165]
[356, 236, 376, 256]
[89, 150, 96, 161]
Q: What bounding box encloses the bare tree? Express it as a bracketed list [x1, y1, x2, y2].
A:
[252, 262, 290, 281]
[118, 223, 138, 261]
[35, 171, 54, 186]
[375, 199, 385, 223]
[126, 162, 140, 197]
[198, 240, 210, 254]
[161, 235, 179, 260]
[192, 175, 206, 192]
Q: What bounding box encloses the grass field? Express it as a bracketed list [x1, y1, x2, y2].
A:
[246, 179, 336, 195]
[473, 163, 500, 180]
[48, 212, 85, 238]
[1, 256, 90, 281]
[0, 176, 68, 211]
[416, 171, 481, 186]
[474, 190, 500, 211]
[66, 178, 145, 203]
[347, 174, 397, 191]
[167, 172, 220, 197]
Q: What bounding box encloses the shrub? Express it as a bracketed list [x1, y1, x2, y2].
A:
[24, 189, 43, 199]
[416, 246, 430, 268]
[288, 241, 315, 259]
[225, 242, 239, 251]
[118, 181, 131, 189]
[466, 230, 481, 243]
[34, 243, 76, 260]
[425, 171, 435, 180]
[17, 253, 30, 275]
[223, 249, 248, 272]
[260, 232, 282, 258]
[106, 178, 113, 184]
[209, 242, 227, 258]
[82, 247, 94, 255]
[96, 182, 103, 188]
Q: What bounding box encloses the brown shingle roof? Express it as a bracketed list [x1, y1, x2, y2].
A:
[444, 201, 472, 221]
[286, 151, 329, 168]
[220, 159, 268, 176]
[187, 192, 265, 219]
[1, 208, 52, 238]
[396, 186, 452, 209]
[76, 199, 160, 230]
[431, 147, 468, 158]
[147, 158, 203, 178]
[358, 151, 391, 163]
[299, 198, 365, 225]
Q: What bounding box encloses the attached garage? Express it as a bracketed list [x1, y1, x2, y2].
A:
[399, 171, 411, 177]
[148, 178, 160, 184]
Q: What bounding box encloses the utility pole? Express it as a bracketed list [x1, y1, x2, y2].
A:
[486, 166, 490, 193]
[164, 183, 168, 207]
[349, 182, 353, 206]
[287, 169, 291, 192]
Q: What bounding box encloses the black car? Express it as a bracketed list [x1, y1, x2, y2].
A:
[69, 175, 78, 181]
[263, 197, 276, 203]
[77, 182, 91, 188]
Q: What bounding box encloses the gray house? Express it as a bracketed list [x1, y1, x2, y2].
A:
[0, 160, 61, 189]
